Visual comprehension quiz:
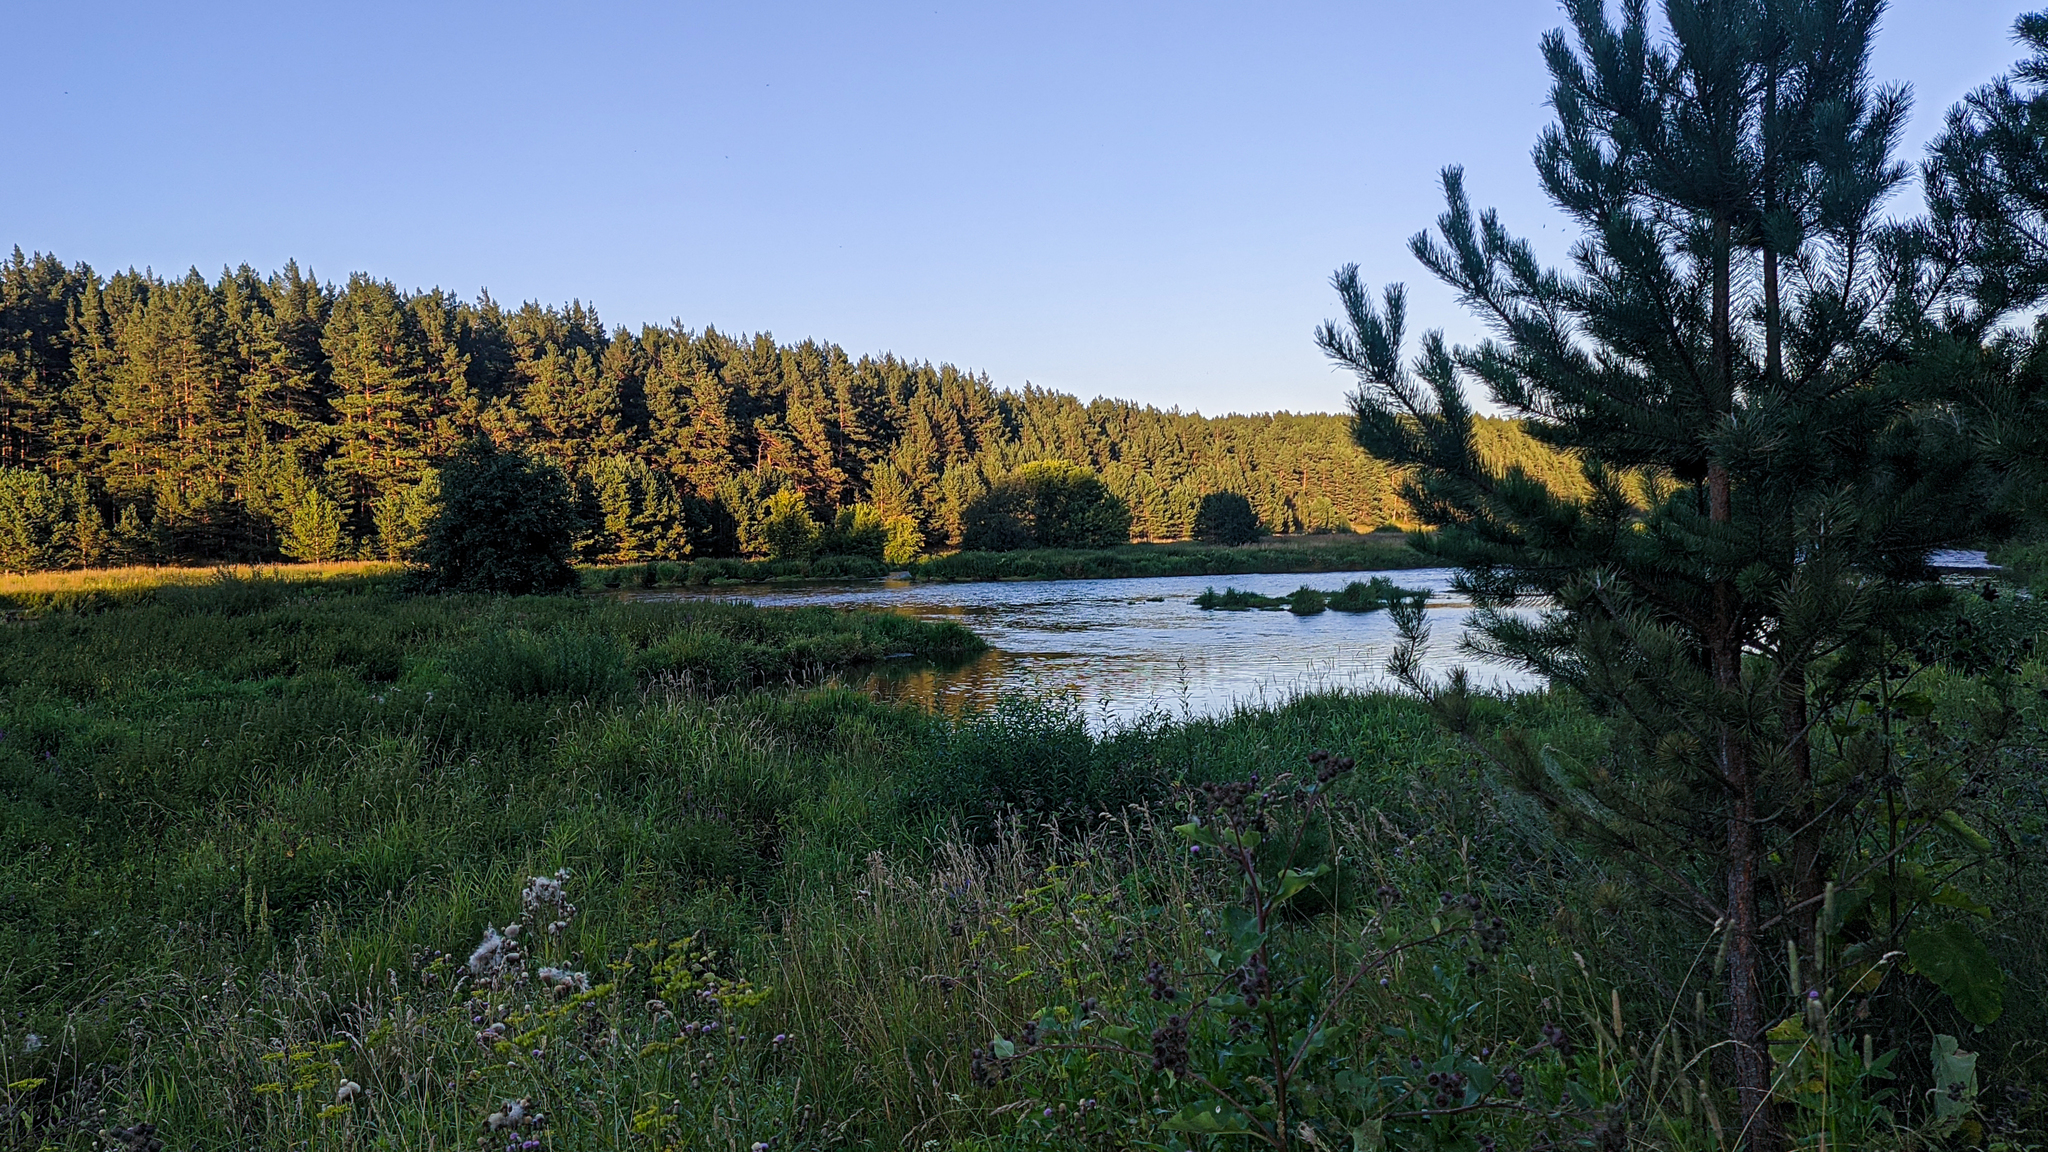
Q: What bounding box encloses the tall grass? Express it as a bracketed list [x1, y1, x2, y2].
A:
[0, 581, 2042, 1148]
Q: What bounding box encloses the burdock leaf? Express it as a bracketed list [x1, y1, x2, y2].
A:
[1906, 923, 2005, 1025]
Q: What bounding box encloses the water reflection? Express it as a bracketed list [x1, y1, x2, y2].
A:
[637, 567, 1540, 727]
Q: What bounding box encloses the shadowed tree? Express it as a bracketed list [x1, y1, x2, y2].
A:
[1192, 490, 1264, 545]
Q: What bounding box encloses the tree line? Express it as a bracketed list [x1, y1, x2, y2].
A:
[0, 253, 1582, 570]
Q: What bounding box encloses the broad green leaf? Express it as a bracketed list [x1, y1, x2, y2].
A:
[1906, 923, 2005, 1025]
[1274, 865, 1327, 905]
[1224, 904, 1263, 951]
[1351, 1119, 1384, 1151]
[1936, 810, 1994, 855]
[1162, 1102, 1257, 1135]
[1175, 822, 1222, 848]
[1891, 692, 1935, 718]
[990, 1038, 1015, 1059]
[1931, 1034, 1978, 1123]
[1099, 1025, 1137, 1047]
[1929, 885, 1993, 920]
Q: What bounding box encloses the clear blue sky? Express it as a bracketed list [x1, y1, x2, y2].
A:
[1, 1, 2030, 415]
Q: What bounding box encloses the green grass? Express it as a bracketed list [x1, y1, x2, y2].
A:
[0, 575, 2042, 1149]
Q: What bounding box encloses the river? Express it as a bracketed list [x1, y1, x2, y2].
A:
[638, 567, 1542, 728]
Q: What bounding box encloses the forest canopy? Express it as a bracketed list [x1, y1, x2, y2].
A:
[0, 252, 1581, 568]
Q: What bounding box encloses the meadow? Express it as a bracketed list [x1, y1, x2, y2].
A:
[0, 570, 2041, 1150]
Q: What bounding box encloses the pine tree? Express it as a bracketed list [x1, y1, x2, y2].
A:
[0, 250, 86, 470]
[0, 467, 69, 572]
[323, 275, 434, 534]
[372, 473, 440, 562]
[279, 488, 347, 562]
[1926, 9, 2048, 530]
[1320, 3, 2007, 1143]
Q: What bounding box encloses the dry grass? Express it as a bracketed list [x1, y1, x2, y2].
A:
[0, 560, 403, 596]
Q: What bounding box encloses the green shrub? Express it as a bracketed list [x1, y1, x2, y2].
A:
[819, 503, 887, 560]
[1286, 585, 1328, 614]
[758, 488, 821, 560]
[1195, 586, 1287, 610]
[1192, 490, 1263, 546]
[1325, 576, 1428, 613]
[959, 460, 1131, 551]
[413, 440, 579, 594]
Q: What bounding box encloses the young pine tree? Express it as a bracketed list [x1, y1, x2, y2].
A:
[1321, 2, 2008, 1144]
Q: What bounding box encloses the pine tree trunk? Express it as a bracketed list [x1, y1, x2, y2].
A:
[1713, 214, 1775, 1150]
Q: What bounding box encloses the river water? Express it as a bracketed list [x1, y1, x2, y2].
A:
[640, 567, 1542, 728]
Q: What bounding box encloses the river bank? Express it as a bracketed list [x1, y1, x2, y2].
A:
[574, 531, 1432, 590]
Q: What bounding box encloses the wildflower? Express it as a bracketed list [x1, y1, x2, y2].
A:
[22, 1032, 42, 1054]
[486, 1098, 530, 1130]
[752, 1143, 770, 1151]
[336, 1079, 363, 1103]
[537, 966, 590, 995]
[468, 927, 513, 978]
[522, 870, 575, 920]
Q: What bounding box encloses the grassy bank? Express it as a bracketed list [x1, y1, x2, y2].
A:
[578, 533, 1433, 591]
[0, 580, 2041, 1149]
[908, 532, 1430, 583]
[0, 533, 1427, 605]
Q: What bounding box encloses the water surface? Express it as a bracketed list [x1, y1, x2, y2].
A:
[641, 567, 1538, 727]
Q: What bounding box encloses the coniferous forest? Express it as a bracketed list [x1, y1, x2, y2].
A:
[0, 252, 1589, 570]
